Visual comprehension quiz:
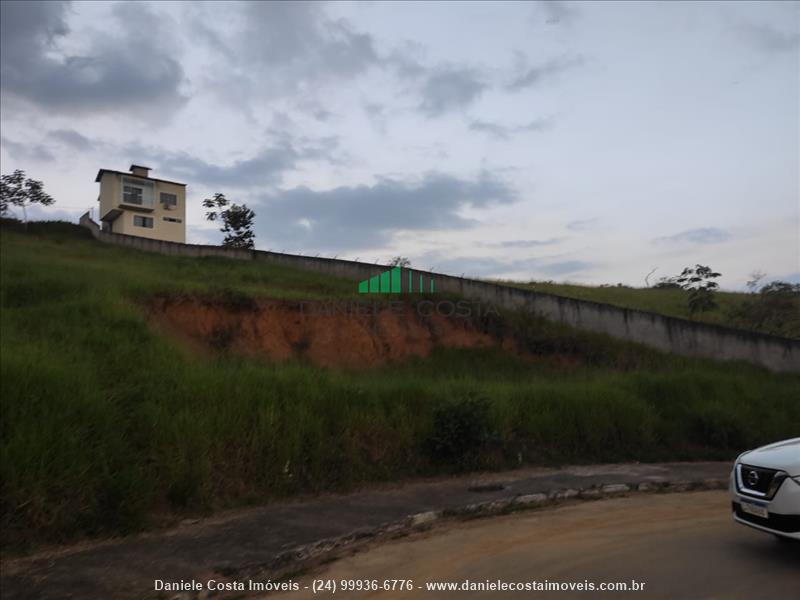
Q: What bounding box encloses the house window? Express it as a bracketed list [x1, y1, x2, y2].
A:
[134, 216, 154, 228]
[163, 217, 182, 223]
[122, 177, 154, 207]
[123, 185, 143, 205]
[160, 192, 177, 209]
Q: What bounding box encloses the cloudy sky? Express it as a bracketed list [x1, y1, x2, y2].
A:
[1, 1, 798, 288]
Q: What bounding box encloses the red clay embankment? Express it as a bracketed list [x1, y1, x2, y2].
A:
[148, 296, 522, 368]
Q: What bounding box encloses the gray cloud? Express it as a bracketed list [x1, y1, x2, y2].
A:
[737, 20, 800, 53]
[385, 46, 429, 79]
[243, 2, 377, 75]
[195, 1, 378, 103]
[177, 2, 385, 123]
[0, 1, 187, 115]
[469, 117, 552, 139]
[418, 67, 488, 117]
[189, 4, 491, 121]
[0, 1, 69, 65]
[420, 255, 523, 278]
[655, 227, 732, 244]
[186, 8, 237, 62]
[363, 102, 385, 120]
[1, 136, 54, 162]
[363, 102, 389, 134]
[294, 99, 334, 122]
[507, 54, 582, 92]
[137, 135, 340, 189]
[566, 218, 599, 232]
[414, 253, 592, 279]
[539, 260, 591, 276]
[537, 1, 579, 26]
[152, 148, 297, 188]
[253, 171, 516, 252]
[381, 44, 491, 118]
[494, 238, 561, 248]
[48, 129, 92, 151]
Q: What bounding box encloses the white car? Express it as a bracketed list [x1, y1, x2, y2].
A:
[730, 438, 800, 541]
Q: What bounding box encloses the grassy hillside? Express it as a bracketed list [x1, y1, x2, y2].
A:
[499, 280, 800, 339]
[2, 221, 799, 550]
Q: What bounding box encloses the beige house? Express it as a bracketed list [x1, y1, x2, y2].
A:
[96, 165, 186, 243]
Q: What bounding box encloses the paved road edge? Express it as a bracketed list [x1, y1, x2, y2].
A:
[246, 478, 729, 589]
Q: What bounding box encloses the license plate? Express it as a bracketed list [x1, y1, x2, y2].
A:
[740, 499, 768, 519]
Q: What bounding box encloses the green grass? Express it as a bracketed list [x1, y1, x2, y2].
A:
[2, 221, 799, 550]
[498, 280, 800, 339]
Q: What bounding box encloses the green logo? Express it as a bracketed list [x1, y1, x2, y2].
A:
[358, 267, 435, 294]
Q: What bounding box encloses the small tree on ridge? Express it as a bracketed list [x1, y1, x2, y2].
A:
[388, 256, 411, 268]
[202, 193, 256, 250]
[0, 169, 55, 225]
[676, 264, 721, 316]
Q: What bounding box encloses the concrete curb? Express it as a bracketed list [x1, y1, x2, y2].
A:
[203, 477, 727, 597]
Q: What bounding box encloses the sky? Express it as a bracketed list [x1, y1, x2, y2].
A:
[1, 0, 798, 289]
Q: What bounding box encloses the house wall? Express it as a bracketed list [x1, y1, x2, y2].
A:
[97, 172, 120, 222]
[78, 212, 800, 373]
[97, 174, 186, 243]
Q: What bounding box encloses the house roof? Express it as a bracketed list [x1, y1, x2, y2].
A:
[129, 164, 152, 171]
[95, 169, 187, 187]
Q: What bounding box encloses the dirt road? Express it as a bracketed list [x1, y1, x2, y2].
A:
[272, 491, 799, 599]
[2, 462, 731, 600]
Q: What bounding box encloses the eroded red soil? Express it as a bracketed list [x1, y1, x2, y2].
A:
[148, 296, 521, 368]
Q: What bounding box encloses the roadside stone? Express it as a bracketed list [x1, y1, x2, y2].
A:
[457, 503, 484, 515]
[486, 499, 513, 512]
[601, 484, 630, 495]
[579, 488, 603, 499]
[382, 522, 406, 534]
[410, 511, 439, 527]
[514, 493, 548, 507]
[348, 527, 378, 541]
[637, 481, 660, 492]
[549, 488, 579, 500]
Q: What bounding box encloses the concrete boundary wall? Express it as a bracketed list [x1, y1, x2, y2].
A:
[79, 213, 800, 372]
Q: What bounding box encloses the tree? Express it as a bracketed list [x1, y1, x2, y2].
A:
[676, 264, 722, 316]
[644, 267, 658, 288]
[0, 169, 54, 225]
[745, 270, 767, 293]
[730, 281, 800, 337]
[202, 193, 256, 250]
[388, 256, 411, 268]
[653, 276, 680, 289]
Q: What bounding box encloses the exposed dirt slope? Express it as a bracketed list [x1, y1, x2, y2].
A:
[149, 296, 519, 368]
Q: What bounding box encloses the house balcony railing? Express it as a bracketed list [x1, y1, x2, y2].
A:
[119, 197, 155, 211]
[119, 194, 155, 212]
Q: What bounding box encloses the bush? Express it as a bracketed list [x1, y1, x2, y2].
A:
[425, 394, 494, 471]
[728, 281, 800, 338]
